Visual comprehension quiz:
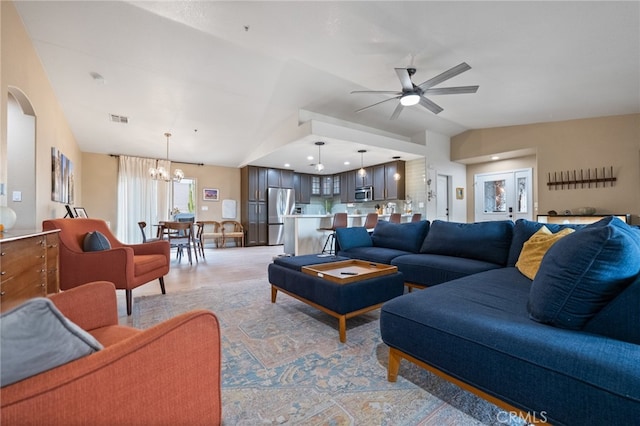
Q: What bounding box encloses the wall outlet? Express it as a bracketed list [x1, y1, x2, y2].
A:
[201, 206, 208, 211]
[12, 191, 22, 202]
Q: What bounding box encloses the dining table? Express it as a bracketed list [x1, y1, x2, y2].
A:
[155, 221, 199, 263]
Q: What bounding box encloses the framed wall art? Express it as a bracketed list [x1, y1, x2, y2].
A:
[203, 188, 219, 201]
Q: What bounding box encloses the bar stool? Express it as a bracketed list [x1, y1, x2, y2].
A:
[318, 213, 348, 254]
[389, 213, 402, 223]
[363, 213, 378, 231]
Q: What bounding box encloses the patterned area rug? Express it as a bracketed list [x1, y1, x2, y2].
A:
[133, 279, 522, 425]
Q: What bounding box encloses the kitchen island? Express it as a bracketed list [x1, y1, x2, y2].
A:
[283, 214, 412, 256]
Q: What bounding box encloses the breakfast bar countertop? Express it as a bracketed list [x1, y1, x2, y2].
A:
[282, 214, 412, 256]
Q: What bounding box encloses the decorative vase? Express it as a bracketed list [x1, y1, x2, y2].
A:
[0, 206, 17, 230]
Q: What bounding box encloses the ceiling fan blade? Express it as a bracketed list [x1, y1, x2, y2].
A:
[424, 85, 479, 95]
[395, 68, 414, 91]
[390, 103, 404, 120]
[419, 96, 444, 115]
[351, 90, 403, 95]
[355, 96, 401, 113]
[417, 62, 471, 90]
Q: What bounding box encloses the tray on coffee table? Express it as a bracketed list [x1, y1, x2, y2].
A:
[301, 259, 397, 284]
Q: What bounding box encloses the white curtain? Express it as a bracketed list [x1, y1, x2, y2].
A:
[117, 156, 171, 243]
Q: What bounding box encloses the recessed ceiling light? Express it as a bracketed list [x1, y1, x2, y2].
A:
[491, 156, 500, 160]
[344, 161, 350, 165]
[284, 163, 290, 168]
[307, 155, 314, 161]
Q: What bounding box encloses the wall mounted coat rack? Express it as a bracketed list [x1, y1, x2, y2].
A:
[547, 166, 616, 190]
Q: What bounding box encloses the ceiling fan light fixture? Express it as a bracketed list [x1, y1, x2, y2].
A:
[400, 94, 420, 106]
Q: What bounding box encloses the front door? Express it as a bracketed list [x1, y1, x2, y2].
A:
[474, 168, 533, 222]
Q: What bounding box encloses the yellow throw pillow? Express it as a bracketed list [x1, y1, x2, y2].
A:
[516, 226, 575, 280]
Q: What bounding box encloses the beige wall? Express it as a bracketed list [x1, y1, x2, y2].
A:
[81, 153, 241, 226]
[1, 1, 82, 226]
[452, 114, 640, 223]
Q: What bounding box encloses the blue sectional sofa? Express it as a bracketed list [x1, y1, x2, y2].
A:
[335, 217, 640, 424]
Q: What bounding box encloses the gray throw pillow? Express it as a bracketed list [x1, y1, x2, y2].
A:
[83, 230, 111, 252]
[1, 298, 103, 387]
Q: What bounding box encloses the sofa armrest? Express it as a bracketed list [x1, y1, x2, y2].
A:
[48, 281, 118, 331]
[1, 310, 222, 425]
[128, 240, 170, 258]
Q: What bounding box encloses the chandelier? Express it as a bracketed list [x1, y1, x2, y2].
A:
[149, 132, 184, 182]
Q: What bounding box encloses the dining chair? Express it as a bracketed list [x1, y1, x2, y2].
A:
[318, 213, 348, 254]
[196, 221, 225, 252]
[163, 221, 195, 264]
[411, 213, 422, 222]
[389, 213, 402, 223]
[194, 222, 205, 258]
[363, 213, 378, 231]
[220, 221, 245, 247]
[138, 221, 159, 243]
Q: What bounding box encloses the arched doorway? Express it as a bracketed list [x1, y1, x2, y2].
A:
[6, 88, 37, 229]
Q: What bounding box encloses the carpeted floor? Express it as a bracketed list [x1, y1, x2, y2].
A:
[133, 279, 523, 425]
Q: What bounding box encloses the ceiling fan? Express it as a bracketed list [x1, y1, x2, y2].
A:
[351, 62, 479, 119]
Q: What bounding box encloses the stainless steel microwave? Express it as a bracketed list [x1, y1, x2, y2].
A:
[355, 186, 373, 202]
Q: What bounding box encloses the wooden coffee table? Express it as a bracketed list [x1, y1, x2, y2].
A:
[269, 257, 404, 342]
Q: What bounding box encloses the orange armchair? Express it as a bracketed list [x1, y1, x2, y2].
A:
[0, 281, 222, 425]
[42, 218, 170, 315]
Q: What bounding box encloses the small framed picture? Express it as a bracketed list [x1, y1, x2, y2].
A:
[455, 187, 464, 200]
[74, 207, 88, 218]
[203, 188, 219, 201]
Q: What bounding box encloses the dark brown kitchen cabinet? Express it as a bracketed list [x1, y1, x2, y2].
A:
[294, 173, 311, 204]
[385, 160, 405, 200]
[244, 166, 267, 202]
[373, 165, 386, 201]
[267, 168, 294, 188]
[345, 170, 357, 203]
[280, 170, 294, 188]
[246, 201, 267, 246]
[321, 175, 333, 197]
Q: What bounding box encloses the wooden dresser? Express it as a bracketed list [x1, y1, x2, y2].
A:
[0, 230, 60, 312]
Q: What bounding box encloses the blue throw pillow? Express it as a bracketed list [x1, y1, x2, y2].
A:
[507, 219, 584, 266]
[371, 220, 430, 253]
[421, 220, 513, 265]
[1, 298, 103, 386]
[83, 231, 111, 252]
[528, 216, 640, 330]
[335, 227, 372, 251]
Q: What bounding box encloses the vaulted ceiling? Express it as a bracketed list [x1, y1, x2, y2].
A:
[14, 1, 640, 174]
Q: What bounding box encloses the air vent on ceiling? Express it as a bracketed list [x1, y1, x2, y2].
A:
[109, 114, 129, 124]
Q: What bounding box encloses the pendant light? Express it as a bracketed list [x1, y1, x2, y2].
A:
[314, 141, 325, 172]
[149, 132, 184, 182]
[392, 156, 402, 181]
[358, 149, 367, 178]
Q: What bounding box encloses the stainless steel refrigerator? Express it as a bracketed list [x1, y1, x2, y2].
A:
[268, 187, 295, 245]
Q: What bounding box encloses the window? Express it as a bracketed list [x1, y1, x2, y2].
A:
[172, 178, 197, 214]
